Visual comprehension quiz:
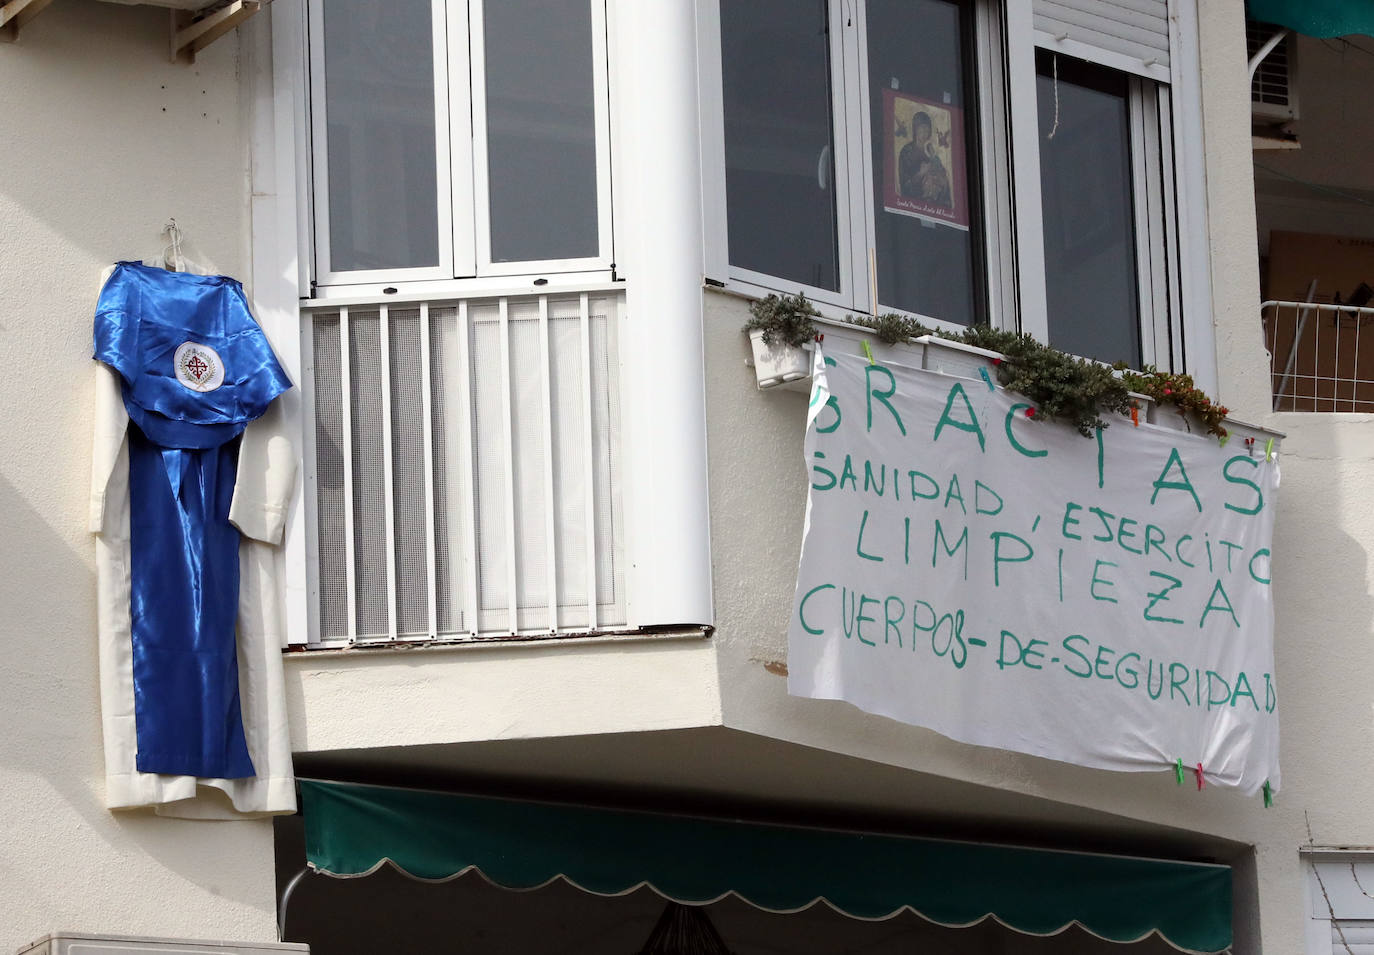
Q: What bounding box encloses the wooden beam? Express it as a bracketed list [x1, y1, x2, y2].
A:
[0, 0, 58, 43]
[170, 0, 262, 65]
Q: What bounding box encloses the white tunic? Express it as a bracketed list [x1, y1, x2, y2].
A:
[89, 274, 297, 820]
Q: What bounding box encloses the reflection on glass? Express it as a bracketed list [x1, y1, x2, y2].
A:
[484, 0, 600, 263]
[323, 0, 440, 272]
[1037, 51, 1141, 367]
[868, 0, 982, 325]
[721, 0, 840, 292]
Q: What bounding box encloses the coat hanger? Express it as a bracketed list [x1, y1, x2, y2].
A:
[161, 219, 186, 272]
[155, 219, 215, 276]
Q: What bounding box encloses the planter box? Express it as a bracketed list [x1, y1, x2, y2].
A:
[1146, 401, 1196, 433]
[1121, 392, 1155, 425]
[747, 328, 814, 391]
[917, 335, 1002, 383]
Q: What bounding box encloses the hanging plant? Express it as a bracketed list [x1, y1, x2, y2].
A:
[850, 313, 1134, 437]
[742, 292, 820, 349]
[1118, 366, 1230, 438]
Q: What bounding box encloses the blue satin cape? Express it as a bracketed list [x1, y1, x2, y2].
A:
[94, 261, 291, 779]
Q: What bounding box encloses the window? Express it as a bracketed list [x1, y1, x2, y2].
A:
[718, 0, 991, 326]
[308, 0, 613, 287]
[1036, 50, 1178, 367]
[706, 0, 1194, 371]
[296, 0, 629, 647]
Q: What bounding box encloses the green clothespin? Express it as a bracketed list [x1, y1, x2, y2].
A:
[978, 366, 995, 392]
[1263, 780, 1273, 808]
[861, 340, 875, 365]
[1175, 758, 1185, 785]
[1218, 431, 1231, 447]
[1265, 437, 1274, 461]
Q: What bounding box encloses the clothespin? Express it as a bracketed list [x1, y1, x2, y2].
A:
[1195, 763, 1205, 791]
[1175, 758, 1185, 785]
[978, 366, 995, 392]
[1245, 437, 1255, 458]
[861, 340, 875, 365]
[1262, 780, 1273, 808]
[1265, 437, 1274, 461]
[1130, 404, 1140, 427]
[815, 332, 825, 343]
[1218, 431, 1231, 447]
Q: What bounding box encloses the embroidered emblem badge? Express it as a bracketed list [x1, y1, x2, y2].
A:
[174, 341, 226, 393]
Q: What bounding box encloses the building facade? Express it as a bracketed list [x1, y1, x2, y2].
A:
[1, 0, 1371, 952]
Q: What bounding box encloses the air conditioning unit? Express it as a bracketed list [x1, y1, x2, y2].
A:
[17, 934, 309, 955]
[1248, 20, 1299, 123]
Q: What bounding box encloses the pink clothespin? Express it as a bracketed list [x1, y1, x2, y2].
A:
[1195, 763, 1205, 791]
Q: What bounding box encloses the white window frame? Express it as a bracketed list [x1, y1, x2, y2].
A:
[700, 0, 1013, 333]
[1026, 47, 1181, 368]
[307, 0, 616, 291]
[468, 0, 615, 279]
[699, 0, 1216, 387]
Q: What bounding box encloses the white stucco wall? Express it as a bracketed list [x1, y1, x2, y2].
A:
[284, 635, 723, 755]
[1212, 3, 1374, 951]
[0, 4, 276, 948]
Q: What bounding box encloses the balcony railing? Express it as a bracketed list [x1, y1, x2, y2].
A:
[300, 292, 627, 647]
[1263, 299, 1374, 412]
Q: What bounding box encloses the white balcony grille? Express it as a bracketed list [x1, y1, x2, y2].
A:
[301, 292, 627, 646]
[1263, 299, 1374, 413]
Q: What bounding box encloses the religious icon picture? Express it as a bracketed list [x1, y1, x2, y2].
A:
[882, 89, 969, 231]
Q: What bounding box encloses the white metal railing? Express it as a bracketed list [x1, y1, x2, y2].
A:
[1263, 299, 1374, 413]
[299, 291, 627, 647]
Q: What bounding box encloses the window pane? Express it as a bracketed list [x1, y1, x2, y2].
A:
[484, 0, 600, 263]
[721, 0, 840, 292]
[1037, 52, 1142, 367]
[869, 0, 982, 325]
[322, 0, 440, 273]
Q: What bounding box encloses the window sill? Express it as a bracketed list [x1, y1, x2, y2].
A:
[284, 626, 711, 659]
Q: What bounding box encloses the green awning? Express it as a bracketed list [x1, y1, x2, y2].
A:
[1248, 0, 1374, 38]
[300, 780, 1232, 953]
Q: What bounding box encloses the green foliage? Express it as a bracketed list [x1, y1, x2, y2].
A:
[743, 292, 820, 348]
[996, 340, 1132, 437]
[748, 304, 1233, 441]
[862, 312, 934, 345]
[849, 313, 1140, 438]
[1118, 366, 1230, 438]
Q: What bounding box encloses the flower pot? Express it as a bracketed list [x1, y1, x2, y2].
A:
[747, 328, 814, 391]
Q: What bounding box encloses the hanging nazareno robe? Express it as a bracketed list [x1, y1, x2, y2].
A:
[90, 260, 297, 817]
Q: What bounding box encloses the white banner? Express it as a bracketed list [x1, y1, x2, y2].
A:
[787, 347, 1280, 793]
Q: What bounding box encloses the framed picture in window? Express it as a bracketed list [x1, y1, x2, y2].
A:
[881, 89, 968, 231]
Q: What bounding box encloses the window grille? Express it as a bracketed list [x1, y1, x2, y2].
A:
[300, 291, 626, 645]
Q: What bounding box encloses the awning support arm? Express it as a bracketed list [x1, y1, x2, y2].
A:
[277, 865, 309, 942]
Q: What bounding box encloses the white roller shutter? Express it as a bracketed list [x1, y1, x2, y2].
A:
[1332, 921, 1374, 954]
[1033, 0, 1172, 82]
